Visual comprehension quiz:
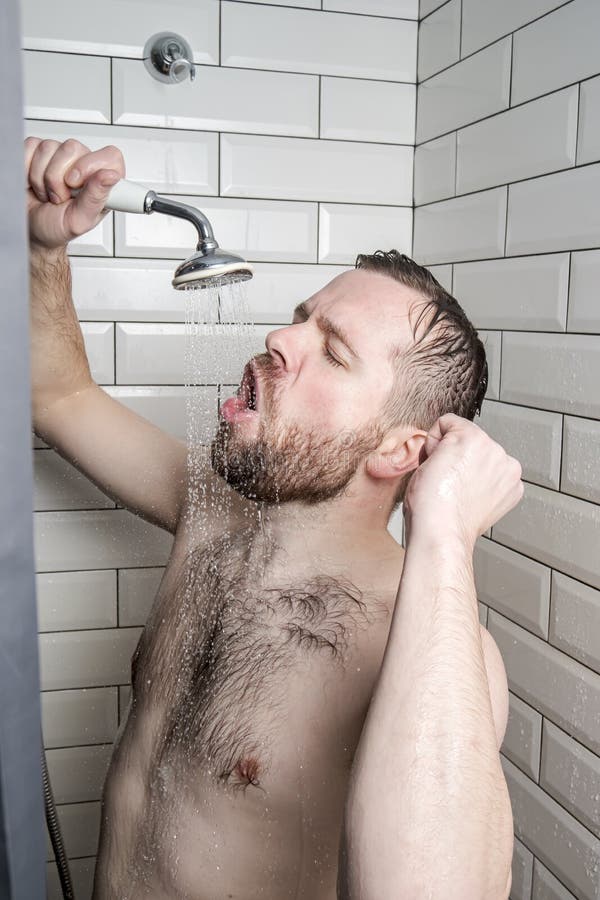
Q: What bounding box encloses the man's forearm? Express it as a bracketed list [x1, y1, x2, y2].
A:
[340, 530, 513, 900]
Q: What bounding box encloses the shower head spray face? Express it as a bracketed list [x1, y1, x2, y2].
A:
[172, 247, 254, 290]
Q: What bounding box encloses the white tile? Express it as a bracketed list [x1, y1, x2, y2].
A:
[478, 330, 501, 400]
[561, 416, 600, 505]
[568, 250, 600, 333]
[417, 38, 511, 143]
[473, 535, 550, 638]
[414, 133, 456, 205]
[37, 570, 117, 632]
[105, 385, 218, 444]
[324, 0, 418, 16]
[21, 0, 219, 62]
[118, 568, 164, 627]
[492, 481, 600, 590]
[453, 255, 569, 331]
[533, 860, 579, 900]
[24, 119, 219, 196]
[456, 87, 578, 195]
[115, 195, 318, 264]
[115, 323, 269, 386]
[34, 449, 115, 513]
[420, 0, 447, 17]
[477, 400, 562, 491]
[34, 510, 172, 572]
[418, 0, 460, 82]
[507, 164, 600, 256]
[46, 744, 112, 804]
[41, 687, 118, 749]
[461, 0, 569, 57]
[221, 134, 413, 205]
[23, 51, 110, 123]
[113, 59, 319, 138]
[81, 322, 114, 385]
[501, 332, 600, 419]
[503, 693, 543, 782]
[511, 836, 535, 900]
[501, 755, 600, 900]
[512, 0, 600, 106]
[320, 78, 415, 144]
[427, 264, 452, 291]
[413, 187, 507, 265]
[234, 0, 319, 5]
[67, 214, 113, 257]
[541, 720, 600, 840]
[221, 3, 416, 81]
[490, 610, 600, 757]
[39, 627, 141, 690]
[71, 258, 185, 321]
[47, 802, 100, 861]
[244, 263, 350, 323]
[47, 858, 95, 900]
[550, 572, 600, 676]
[318, 204, 412, 265]
[577, 74, 600, 165]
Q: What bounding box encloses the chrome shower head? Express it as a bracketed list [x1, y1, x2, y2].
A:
[97, 179, 254, 290]
[172, 247, 253, 290]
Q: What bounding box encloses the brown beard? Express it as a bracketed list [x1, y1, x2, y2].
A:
[211, 355, 384, 504]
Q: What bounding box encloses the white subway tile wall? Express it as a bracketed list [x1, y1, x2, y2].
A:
[22, 1, 415, 891]
[415, 3, 600, 894]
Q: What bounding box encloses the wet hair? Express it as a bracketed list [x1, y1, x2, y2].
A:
[355, 250, 488, 503]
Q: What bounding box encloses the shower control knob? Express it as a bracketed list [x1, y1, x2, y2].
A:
[143, 32, 196, 84]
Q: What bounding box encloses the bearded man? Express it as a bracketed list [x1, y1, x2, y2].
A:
[27, 137, 518, 900]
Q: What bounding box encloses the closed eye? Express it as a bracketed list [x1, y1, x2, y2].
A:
[323, 344, 342, 367]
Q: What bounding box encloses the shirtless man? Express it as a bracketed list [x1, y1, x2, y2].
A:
[27, 137, 518, 900]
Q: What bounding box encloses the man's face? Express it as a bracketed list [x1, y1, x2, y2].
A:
[211, 269, 415, 503]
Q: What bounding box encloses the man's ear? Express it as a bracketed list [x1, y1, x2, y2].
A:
[365, 428, 428, 481]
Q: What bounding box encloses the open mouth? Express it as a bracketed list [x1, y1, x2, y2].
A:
[239, 361, 259, 412]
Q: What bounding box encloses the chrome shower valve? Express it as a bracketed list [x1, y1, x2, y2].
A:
[143, 32, 196, 84]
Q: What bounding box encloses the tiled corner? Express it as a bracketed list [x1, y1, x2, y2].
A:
[418, 0, 460, 82]
[550, 572, 600, 676]
[320, 78, 415, 145]
[221, 3, 416, 81]
[413, 187, 507, 265]
[417, 38, 511, 144]
[414, 133, 457, 205]
[453, 254, 569, 332]
[473, 536, 550, 638]
[318, 204, 412, 265]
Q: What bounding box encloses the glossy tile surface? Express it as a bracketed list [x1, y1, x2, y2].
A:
[418, 0, 460, 82]
[413, 188, 507, 264]
[320, 78, 415, 144]
[221, 3, 416, 81]
[221, 134, 413, 205]
[23, 50, 110, 123]
[461, 0, 569, 56]
[113, 59, 319, 138]
[36, 570, 117, 632]
[561, 416, 600, 504]
[414, 133, 456, 205]
[318, 204, 412, 265]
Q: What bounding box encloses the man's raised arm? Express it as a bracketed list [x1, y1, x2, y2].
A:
[27, 137, 190, 534]
[339, 414, 520, 900]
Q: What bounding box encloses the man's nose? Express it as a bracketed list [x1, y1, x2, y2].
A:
[265, 325, 302, 372]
